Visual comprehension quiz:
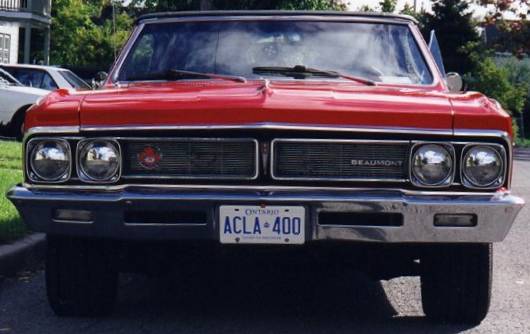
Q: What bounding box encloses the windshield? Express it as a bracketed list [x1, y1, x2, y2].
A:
[119, 20, 433, 85]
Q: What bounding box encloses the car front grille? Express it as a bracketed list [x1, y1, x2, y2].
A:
[121, 138, 258, 180]
[272, 139, 410, 181]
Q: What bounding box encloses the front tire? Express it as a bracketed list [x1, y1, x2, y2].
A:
[7, 106, 28, 141]
[46, 236, 118, 317]
[420, 243, 492, 325]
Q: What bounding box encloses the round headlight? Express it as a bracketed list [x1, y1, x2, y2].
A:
[78, 140, 120, 183]
[29, 140, 71, 182]
[412, 144, 454, 187]
[463, 145, 504, 188]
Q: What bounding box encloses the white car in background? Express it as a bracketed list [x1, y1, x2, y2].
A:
[0, 64, 91, 91]
[0, 68, 49, 139]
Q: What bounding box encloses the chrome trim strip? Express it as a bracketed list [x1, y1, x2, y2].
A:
[270, 138, 410, 182]
[119, 137, 260, 181]
[80, 123, 454, 136]
[20, 183, 508, 197]
[25, 138, 73, 184]
[409, 142, 456, 189]
[140, 15, 416, 26]
[453, 129, 511, 138]
[26, 125, 512, 139]
[24, 126, 80, 142]
[454, 130, 513, 189]
[460, 143, 507, 190]
[110, 23, 145, 83]
[76, 138, 123, 184]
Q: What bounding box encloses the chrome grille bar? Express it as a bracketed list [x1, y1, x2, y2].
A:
[121, 138, 259, 180]
[271, 139, 410, 182]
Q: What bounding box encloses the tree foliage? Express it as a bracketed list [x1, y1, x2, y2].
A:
[420, 0, 481, 74]
[50, 0, 133, 67]
[466, 57, 527, 115]
[379, 0, 397, 13]
[127, 0, 346, 13]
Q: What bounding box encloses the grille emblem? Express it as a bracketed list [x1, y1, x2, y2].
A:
[138, 146, 162, 169]
[350, 159, 403, 167]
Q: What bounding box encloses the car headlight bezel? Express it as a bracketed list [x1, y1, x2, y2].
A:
[410, 142, 456, 188]
[461, 144, 506, 190]
[77, 138, 121, 184]
[26, 138, 72, 183]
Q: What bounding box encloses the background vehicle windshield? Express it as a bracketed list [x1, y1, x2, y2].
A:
[0, 68, 21, 86]
[2, 67, 57, 90]
[119, 20, 433, 85]
[59, 70, 91, 90]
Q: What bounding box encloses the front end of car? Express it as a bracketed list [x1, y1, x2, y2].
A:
[5, 12, 525, 324]
[9, 128, 523, 244]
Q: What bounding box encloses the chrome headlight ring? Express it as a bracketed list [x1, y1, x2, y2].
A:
[77, 138, 122, 184]
[410, 142, 456, 188]
[461, 144, 506, 189]
[26, 138, 72, 183]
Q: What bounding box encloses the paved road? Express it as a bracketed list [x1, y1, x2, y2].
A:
[0, 162, 529, 334]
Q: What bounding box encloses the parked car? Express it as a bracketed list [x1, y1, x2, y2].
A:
[8, 11, 525, 324]
[0, 64, 92, 91]
[0, 68, 48, 138]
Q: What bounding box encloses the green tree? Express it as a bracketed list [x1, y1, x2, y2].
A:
[421, 0, 480, 74]
[51, 0, 133, 67]
[128, 0, 346, 13]
[400, 3, 414, 15]
[466, 57, 527, 116]
[358, 5, 374, 12]
[379, 0, 397, 13]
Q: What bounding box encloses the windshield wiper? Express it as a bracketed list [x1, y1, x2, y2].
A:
[252, 65, 376, 86]
[127, 69, 247, 83]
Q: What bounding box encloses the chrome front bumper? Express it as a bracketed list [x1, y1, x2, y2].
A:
[7, 185, 524, 243]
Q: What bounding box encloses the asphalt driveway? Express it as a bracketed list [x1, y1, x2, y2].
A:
[0, 161, 529, 334]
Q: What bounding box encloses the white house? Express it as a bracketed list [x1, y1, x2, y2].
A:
[0, 0, 51, 65]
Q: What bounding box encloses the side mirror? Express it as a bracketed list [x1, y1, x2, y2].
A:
[446, 72, 464, 92]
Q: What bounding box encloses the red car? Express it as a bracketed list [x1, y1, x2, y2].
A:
[8, 11, 524, 324]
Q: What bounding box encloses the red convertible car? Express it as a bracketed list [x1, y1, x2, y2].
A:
[8, 11, 524, 324]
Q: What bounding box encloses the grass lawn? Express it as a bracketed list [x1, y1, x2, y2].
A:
[0, 140, 26, 243]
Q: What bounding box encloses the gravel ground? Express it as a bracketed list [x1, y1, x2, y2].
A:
[0, 161, 528, 334]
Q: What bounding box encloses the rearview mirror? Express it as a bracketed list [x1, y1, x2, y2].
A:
[446, 72, 464, 92]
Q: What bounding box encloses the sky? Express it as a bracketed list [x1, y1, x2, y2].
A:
[346, 0, 528, 20]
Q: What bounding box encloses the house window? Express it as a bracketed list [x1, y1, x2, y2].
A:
[0, 33, 11, 64]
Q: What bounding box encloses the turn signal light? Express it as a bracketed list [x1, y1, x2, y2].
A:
[434, 214, 477, 227]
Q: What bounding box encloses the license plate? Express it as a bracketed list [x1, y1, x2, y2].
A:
[219, 205, 305, 244]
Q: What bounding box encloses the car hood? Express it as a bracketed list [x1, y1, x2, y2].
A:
[78, 81, 454, 131]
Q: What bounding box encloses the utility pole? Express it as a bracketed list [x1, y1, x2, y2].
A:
[413, 0, 417, 12]
[112, 0, 117, 61]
